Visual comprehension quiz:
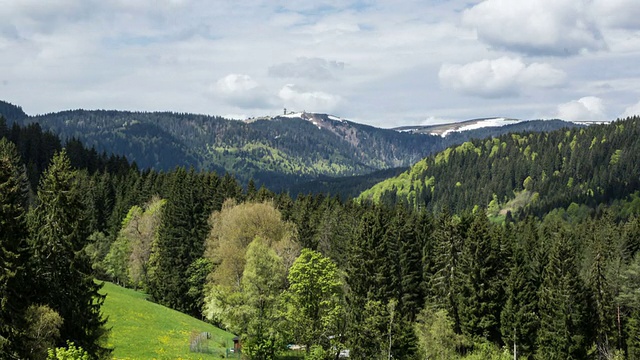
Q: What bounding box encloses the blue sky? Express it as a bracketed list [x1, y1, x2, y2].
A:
[1, 0, 640, 127]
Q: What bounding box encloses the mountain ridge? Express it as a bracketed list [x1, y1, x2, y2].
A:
[0, 100, 583, 191]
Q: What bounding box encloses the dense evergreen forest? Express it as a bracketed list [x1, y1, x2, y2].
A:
[361, 116, 640, 218]
[2, 115, 640, 359]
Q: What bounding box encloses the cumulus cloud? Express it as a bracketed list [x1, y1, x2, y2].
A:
[463, 0, 606, 56]
[278, 84, 342, 112]
[621, 100, 640, 118]
[212, 74, 273, 109]
[592, 0, 640, 29]
[556, 96, 606, 121]
[439, 57, 566, 98]
[268, 57, 345, 80]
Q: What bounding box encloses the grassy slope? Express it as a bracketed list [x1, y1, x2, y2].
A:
[100, 281, 235, 360]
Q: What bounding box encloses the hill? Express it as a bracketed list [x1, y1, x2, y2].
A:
[1, 100, 581, 191]
[359, 116, 640, 217]
[100, 281, 235, 359]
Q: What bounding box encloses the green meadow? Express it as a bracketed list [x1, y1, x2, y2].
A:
[100, 282, 236, 360]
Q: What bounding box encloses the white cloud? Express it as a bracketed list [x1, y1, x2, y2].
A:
[556, 96, 606, 121]
[212, 74, 273, 109]
[621, 100, 640, 118]
[278, 84, 342, 112]
[592, 0, 640, 29]
[268, 57, 345, 80]
[463, 0, 606, 56]
[439, 57, 566, 98]
[0, 0, 638, 127]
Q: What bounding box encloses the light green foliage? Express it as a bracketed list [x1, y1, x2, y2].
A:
[569, 135, 578, 151]
[205, 237, 288, 359]
[239, 238, 288, 359]
[455, 141, 481, 156]
[610, 149, 622, 165]
[104, 206, 143, 285]
[46, 342, 90, 360]
[435, 147, 453, 165]
[462, 341, 511, 360]
[287, 248, 344, 353]
[305, 345, 327, 360]
[523, 176, 534, 191]
[414, 308, 469, 360]
[24, 305, 64, 360]
[128, 197, 165, 289]
[487, 194, 500, 217]
[205, 200, 298, 290]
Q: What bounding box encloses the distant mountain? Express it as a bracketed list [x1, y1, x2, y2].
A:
[0, 100, 583, 190]
[394, 117, 581, 137]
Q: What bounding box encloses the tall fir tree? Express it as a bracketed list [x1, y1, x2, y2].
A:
[346, 206, 385, 359]
[582, 216, 622, 358]
[535, 223, 589, 360]
[28, 150, 109, 358]
[147, 168, 211, 316]
[426, 209, 464, 334]
[0, 138, 31, 357]
[458, 211, 503, 344]
[501, 219, 540, 359]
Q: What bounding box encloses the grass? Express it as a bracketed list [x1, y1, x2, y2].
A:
[100, 281, 236, 360]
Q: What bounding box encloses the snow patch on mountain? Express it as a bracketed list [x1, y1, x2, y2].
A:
[438, 117, 521, 137]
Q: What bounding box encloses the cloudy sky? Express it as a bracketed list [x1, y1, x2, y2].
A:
[2, 0, 640, 127]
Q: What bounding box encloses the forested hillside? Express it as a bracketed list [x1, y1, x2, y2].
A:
[3, 114, 640, 359]
[360, 116, 640, 218]
[1, 100, 580, 191]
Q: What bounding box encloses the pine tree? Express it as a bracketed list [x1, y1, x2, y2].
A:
[426, 210, 464, 333]
[582, 216, 621, 358]
[458, 211, 503, 344]
[346, 207, 386, 359]
[28, 150, 109, 358]
[501, 220, 539, 359]
[0, 138, 30, 357]
[148, 168, 210, 316]
[535, 224, 589, 360]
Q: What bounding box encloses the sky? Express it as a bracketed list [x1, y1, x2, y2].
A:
[1, 0, 640, 128]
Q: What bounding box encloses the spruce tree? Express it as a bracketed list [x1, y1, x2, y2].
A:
[458, 211, 503, 344]
[535, 224, 589, 360]
[583, 216, 621, 358]
[346, 207, 385, 359]
[28, 150, 109, 358]
[426, 209, 463, 333]
[148, 168, 210, 316]
[501, 220, 539, 359]
[0, 138, 30, 357]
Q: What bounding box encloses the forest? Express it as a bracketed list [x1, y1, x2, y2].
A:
[0, 100, 580, 192]
[1, 115, 640, 359]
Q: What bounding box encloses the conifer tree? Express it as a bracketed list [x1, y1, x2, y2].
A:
[346, 207, 386, 358]
[28, 150, 109, 358]
[583, 216, 621, 358]
[501, 220, 539, 359]
[619, 253, 640, 358]
[426, 210, 463, 333]
[0, 138, 30, 357]
[536, 224, 589, 360]
[458, 212, 503, 344]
